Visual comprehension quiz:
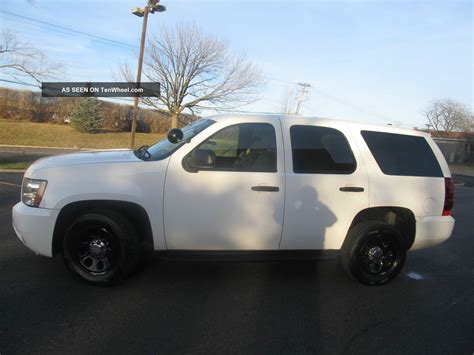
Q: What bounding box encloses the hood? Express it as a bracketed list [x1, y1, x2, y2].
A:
[26, 149, 141, 175]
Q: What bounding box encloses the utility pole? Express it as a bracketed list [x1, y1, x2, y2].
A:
[129, 0, 166, 150]
[295, 82, 311, 115]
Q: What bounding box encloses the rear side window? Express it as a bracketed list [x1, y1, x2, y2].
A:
[290, 125, 356, 174]
[361, 130, 443, 177]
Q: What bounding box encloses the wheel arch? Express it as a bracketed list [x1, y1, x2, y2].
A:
[52, 200, 154, 256]
[348, 206, 416, 250]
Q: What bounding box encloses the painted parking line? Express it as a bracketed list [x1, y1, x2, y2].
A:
[0, 181, 21, 188]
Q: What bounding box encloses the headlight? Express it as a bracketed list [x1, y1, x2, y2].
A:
[22, 178, 47, 207]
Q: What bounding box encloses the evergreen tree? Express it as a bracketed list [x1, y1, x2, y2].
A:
[69, 98, 103, 133]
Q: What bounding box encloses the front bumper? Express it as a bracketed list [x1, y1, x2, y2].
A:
[12, 202, 60, 257]
[411, 215, 455, 250]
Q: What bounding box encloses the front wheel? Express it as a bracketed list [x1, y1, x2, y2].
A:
[62, 209, 141, 285]
[340, 221, 406, 285]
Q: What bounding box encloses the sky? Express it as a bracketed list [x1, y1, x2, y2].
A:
[0, 0, 472, 128]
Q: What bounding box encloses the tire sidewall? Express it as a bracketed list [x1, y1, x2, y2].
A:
[346, 222, 406, 285]
[62, 211, 138, 285]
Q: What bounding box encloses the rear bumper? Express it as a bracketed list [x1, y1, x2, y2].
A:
[411, 215, 455, 250]
[12, 202, 59, 257]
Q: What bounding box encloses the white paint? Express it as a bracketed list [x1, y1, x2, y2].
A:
[164, 116, 285, 250]
[279, 118, 369, 250]
[11, 114, 455, 258]
[407, 272, 425, 280]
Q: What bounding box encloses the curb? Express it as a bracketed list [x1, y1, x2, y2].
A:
[0, 169, 26, 173]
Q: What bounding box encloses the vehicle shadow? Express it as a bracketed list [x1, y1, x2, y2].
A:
[128, 184, 339, 353]
[133, 255, 340, 353]
[280, 185, 337, 249]
[2, 187, 472, 354]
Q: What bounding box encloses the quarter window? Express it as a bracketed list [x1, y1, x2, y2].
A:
[290, 125, 356, 174]
[361, 130, 443, 177]
[191, 123, 277, 172]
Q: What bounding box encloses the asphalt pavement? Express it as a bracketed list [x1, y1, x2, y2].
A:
[0, 171, 473, 354]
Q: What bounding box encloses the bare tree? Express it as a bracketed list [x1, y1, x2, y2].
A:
[122, 24, 265, 128]
[0, 28, 62, 85]
[279, 86, 296, 114]
[424, 99, 473, 132]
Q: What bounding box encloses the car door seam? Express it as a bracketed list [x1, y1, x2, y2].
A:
[161, 156, 173, 250]
[277, 115, 287, 250]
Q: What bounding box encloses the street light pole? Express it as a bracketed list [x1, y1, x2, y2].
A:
[129, 5, 149, 150]
[129, 0, 166, 150]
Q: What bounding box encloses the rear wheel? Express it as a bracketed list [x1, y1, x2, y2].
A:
[340, 221, 406, 285]
[62, 209, 141, 285]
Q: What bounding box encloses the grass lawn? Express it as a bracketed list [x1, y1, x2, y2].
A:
[0, 161, 33, 170]
[0, 120, 165, 149]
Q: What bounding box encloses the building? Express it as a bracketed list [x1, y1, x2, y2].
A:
[428, 131, 474, 164]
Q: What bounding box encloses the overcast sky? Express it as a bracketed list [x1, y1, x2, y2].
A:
[1, 0, 472, 128]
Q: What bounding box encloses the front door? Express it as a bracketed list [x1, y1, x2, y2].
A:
[163, 119, 285, 250]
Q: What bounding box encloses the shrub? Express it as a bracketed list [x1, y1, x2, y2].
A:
[69, 98, 103, 133]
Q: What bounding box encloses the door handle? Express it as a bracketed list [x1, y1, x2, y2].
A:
[339, 186, 364, 192]
[251, 186, 280, 192]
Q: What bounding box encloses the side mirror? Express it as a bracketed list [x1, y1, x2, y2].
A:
[185, 149, 216, 171]
[167, 128, 184, 144]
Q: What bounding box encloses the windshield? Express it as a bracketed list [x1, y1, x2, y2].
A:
[143, 119, 215, 161]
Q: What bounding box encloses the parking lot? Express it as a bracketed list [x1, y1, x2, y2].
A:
[1, 171, 473, 354]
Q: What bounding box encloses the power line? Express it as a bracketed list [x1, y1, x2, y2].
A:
[0, 79, 39, 87]
[0, 15, 130, 50]
[308, 87, 396, 123]
[0, 10, 138, 49]
[268, 77, 395, 122]
[0, 16, 136, 52]
[214, 108, 279, 115]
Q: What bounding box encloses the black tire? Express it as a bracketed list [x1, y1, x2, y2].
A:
[339, 221, 406, 285]
[62, 209, 141, 285]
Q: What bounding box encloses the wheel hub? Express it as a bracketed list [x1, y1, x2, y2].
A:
[89, 239, 107, 258]
[75, 229, 116, 274]
[361, 236, 397, 275]
[367, 246, 383, 261]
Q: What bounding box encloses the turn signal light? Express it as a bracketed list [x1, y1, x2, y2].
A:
[442, 177, 454, 216]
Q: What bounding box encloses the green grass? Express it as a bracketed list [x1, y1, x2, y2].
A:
[0, 120, 165, 149]
[0, 161, 34, 170]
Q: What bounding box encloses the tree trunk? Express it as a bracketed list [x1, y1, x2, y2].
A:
[171, 111, 179, 129]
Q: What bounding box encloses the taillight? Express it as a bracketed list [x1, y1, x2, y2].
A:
[442, 177, 454, 216]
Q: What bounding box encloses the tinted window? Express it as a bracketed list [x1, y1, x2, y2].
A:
[361, 130, 443, 177]
[290, 125, 356, 174]
[192, 123, 277, 172]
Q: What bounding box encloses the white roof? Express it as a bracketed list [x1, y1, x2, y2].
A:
[206, 114, 430, 138]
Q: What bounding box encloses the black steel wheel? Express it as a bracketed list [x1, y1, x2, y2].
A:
[62, 209, 141, 285]
[340, 221, 406, 285]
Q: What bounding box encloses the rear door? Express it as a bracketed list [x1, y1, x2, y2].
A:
[279, 119, 369, 250]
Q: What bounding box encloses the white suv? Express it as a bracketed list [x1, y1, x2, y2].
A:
[12, 115, 455, 285]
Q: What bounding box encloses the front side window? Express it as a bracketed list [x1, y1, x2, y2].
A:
[188, 123, 277, 172]
[290, 125, 356, 174]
